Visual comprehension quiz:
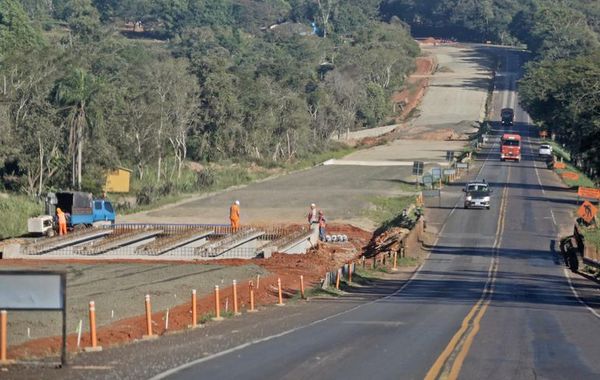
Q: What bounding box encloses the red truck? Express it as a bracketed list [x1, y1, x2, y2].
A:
[501, 133, 521, 162]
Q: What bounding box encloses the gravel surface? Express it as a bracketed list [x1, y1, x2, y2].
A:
[4, 262, 270, 347]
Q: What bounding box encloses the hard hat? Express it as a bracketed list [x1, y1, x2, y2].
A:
[310, 203, 316, 208]
[235, 200, 240, 205]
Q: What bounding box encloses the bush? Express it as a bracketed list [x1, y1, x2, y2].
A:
[136, 186, 156, 206]
[0, 196, 43, 239]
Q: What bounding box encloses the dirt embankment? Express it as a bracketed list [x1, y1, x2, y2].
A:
[5, 224, 373, 360]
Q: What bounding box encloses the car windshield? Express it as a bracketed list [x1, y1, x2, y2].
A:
[502, 140, 520, 146]
[540, 145, 550, 149]
[467, 184, 489, 193]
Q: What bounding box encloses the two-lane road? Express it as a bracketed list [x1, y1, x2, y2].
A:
[146, 50, 600, 380]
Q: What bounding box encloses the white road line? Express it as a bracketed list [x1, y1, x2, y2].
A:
[550, 209, 557, 226]
[564, 267, 600, 319]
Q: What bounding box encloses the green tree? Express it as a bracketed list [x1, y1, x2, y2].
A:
[53, 68, 100, 189]
[0, 0, 43, 59]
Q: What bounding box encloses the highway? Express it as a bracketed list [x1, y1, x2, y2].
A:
[146, 50, 600, 380]
[7, 47, 600, 380]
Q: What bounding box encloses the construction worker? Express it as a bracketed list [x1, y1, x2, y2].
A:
[56, 207, 67, 236]
[318, 210, 327, 241]
[230, 200, 240, 231]
[307, 203, 318, 233]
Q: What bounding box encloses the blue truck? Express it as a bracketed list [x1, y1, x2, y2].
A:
[27, 191, 116, 236]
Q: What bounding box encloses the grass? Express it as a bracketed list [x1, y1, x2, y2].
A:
[366, 195, 417, 225]
[581, 226, 600, 250]
[0, 195, 44, 240]
[546, 141, 571, 162]
[554, 163, 595, 188]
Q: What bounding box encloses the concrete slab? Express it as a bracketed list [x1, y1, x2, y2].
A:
[21, 229, 113, 255]
[196, 229, 265, 258]
[75, 230, 162, 256]
[135, 230, 214, 256]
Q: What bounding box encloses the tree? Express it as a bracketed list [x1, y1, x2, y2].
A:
[54, 68, 99, 189]
[0, 0, 43, 59]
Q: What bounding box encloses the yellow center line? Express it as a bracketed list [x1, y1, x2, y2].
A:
[425, 166, 511, 380]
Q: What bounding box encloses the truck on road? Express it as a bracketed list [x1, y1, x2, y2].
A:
[501, 108, 514, 126]
[500, 133, 521, 162]
[27, 191, 116, 236]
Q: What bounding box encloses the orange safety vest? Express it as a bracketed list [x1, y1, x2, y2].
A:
[230, 204, 240, 221]
[57, 211, 67, 225]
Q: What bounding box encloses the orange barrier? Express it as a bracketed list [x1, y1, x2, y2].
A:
[191, 289, 197, 327]
[277, 278, 285, 306]
[212, 285, 224, 321]
[233, 280, 240, 316]
[578, 187, 600, 200]
[561, 172, 579, 181]
[300, 275, 305, 299]
[144, 295, 154, 338]
[1, 310, 7, 363]
[248, 281, 257, 312]
[85, 301, 102, 351]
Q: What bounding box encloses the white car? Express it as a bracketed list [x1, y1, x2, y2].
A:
[463, 182, 492, 210]
[539, 144, 553, 157]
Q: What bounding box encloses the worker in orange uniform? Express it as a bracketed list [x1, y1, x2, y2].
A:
[230, 200, 240, 231]
[56, 207, 67, 236]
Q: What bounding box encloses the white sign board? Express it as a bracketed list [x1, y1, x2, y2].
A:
[0, 272, 64, 310]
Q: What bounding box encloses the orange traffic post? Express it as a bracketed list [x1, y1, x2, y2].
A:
[300, 275, 306, 299]
[84, 301, 102, 352]
[248, 281, 257, 313]
[392, 251, 399, 272]
[348, 264, 353, 283]
[143, 295, 157, 339]
[212, 285, 224, 321]
[191, 289, 198, 328]
[336, 268, 341, 290]
[276, 278, 285, 306]
[233, 280, 241, 316]
[0, 310, 13, 364]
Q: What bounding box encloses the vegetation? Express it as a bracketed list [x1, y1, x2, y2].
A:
[384, 0, 599, 181]
[0, 195, 43, 239]
[0, 0, 419, 205]
[581, 226, 600, 251]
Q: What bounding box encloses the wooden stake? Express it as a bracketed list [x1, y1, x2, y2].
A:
[233, 280, 240, 316]
[348, 264, 353, 283]
[392, 251, 399, 272]
[1, 310, 7, 363]
[300, 275, 305, 299]
[248, 281, 257, 312]
[212, 285, 224, 321]
[191, 289, 197, 327]
[336, 268, 341, 290]
[276, 278, 285, 306]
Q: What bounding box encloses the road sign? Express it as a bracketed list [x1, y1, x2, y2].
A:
[0, 271, 67, 366]
[578, 187, 600, 200]
[422, 175, 433, 185]
[456, 162, 469, 169]
[422, 189, 441, 198]
[443, 169, 456, 176]
[560, 172, 579, 181]
[446, 151, 455, 161]
[412, 161, 424, 176]
[577, 201, 598, 224]
[431, 167, 442, 180]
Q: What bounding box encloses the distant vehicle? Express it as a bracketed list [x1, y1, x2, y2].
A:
[27, 191, 115, 236]
[501, 108, 514, 126]
[539, 144, 553, 158]
[463, 181, 492, 209]
[501, 133, 521, 162]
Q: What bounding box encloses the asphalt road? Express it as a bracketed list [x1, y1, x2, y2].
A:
[6, 46, 600, 380]
[145, 49, 600, 379]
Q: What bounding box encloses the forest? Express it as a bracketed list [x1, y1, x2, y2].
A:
[1, 0, 599, 205]
[383, 0, 600, 178]
[0, 0, 419, 199]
